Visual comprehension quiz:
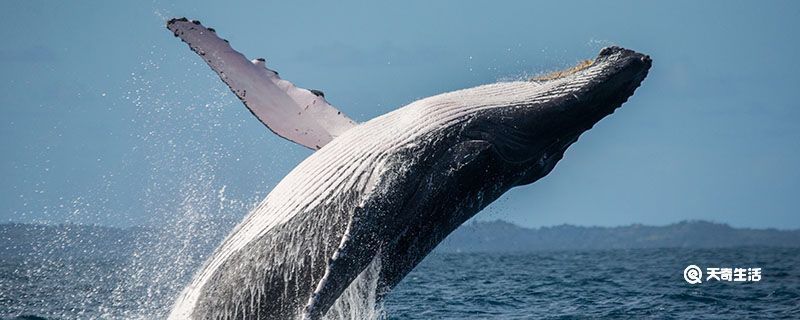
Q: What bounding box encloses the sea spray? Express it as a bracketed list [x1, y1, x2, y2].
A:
[324, 255, 385, 320]
[96, 52, 270, 318]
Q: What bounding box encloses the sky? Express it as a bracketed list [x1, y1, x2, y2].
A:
[1, 1, 799, 229]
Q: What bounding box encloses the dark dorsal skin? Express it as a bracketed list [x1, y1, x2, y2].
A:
[376, 58, 652, 293]
[167, 42, 651, 320]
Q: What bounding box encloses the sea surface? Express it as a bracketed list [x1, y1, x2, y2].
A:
[1, 248, 798, 319]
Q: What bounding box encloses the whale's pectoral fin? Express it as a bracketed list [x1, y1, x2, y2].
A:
[166, 18, 357, 150]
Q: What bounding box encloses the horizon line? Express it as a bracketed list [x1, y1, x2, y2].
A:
[3, 218, 800, 232]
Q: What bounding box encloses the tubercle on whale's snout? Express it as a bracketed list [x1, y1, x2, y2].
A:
[598, 46, 651, 63]
[531, 46, 650, 83]
[588, 47, 652, 100]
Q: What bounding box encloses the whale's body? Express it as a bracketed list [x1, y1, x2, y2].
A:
[166, 18, 651, 320]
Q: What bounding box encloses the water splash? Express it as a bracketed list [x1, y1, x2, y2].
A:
[4, 28, 381, 320]
[324, 255, 385, 320]
[108, 47, 385, 319]
[92, 49, 265, 318]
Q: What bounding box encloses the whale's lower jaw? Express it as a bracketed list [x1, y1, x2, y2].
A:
[168, 45, 651, 320]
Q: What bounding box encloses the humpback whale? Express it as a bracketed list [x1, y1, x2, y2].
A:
[165, 17, 651, 320]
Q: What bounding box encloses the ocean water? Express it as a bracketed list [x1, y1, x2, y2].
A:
[388, 248, 799, 319]
[1, 248, 798, 319]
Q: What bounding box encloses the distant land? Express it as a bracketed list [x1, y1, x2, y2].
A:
[437, 220, 800, 253]
[2, 220, 799, 258]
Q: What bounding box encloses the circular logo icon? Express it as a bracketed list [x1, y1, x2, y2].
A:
[684, 265, 703, 284]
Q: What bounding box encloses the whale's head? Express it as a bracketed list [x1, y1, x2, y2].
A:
[464, 46, 651, 186]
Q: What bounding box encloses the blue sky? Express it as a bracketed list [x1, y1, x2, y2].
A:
[1, 1, 799, 229]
